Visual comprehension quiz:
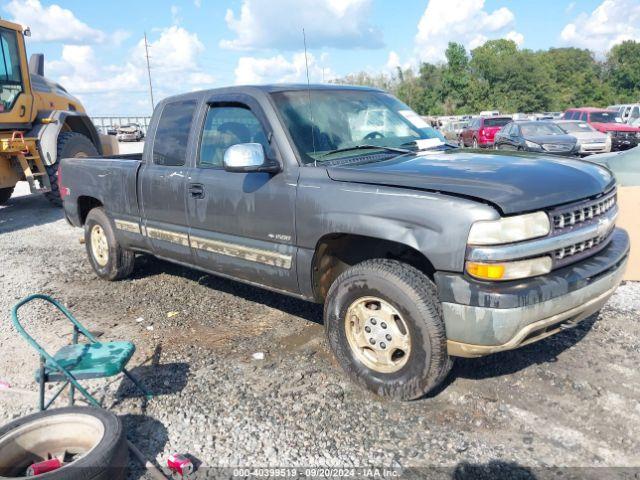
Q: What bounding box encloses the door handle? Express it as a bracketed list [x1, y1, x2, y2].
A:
[189, 183, 204, 199]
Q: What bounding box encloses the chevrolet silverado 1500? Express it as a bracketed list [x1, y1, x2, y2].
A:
[60, 85, 629, 399]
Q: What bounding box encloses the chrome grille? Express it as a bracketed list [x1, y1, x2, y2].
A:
[554, 232, 611, 261]
[542, 143, 572, 152]
[552, 193, 616, 230]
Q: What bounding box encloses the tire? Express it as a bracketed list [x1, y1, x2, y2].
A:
[324, 259, 453, 400]
[0, 187, 14, 205]
[0, 406, 128, 480]
[45, 132, 99, 207]
[85, 207, 135, 281]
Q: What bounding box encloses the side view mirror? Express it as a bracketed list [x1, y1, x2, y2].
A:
[223, 143, 280, 173]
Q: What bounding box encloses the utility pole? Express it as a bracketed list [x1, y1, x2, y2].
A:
[144, 32, 154, 112]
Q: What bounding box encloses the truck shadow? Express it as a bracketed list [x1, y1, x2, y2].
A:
[0, 191, 63, 234]
[132, 254, 324, 325]
[452, 460, 537, 479]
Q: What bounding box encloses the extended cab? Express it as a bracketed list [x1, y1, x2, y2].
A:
[61, 85, 629, 400]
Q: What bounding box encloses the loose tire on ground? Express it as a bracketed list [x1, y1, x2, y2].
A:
[324, 259, 453, 400]
[0, 406, 128, 480]
[85, 207, 135, 281]
[0, 187, 14, 205]
[45, 132, 99, 207]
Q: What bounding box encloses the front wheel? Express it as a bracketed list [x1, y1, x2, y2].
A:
[324, 259, 453, 400]
[85, 207, 135, 280]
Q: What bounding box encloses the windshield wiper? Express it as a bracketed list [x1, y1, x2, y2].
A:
[319, 144, 412, 159]
[400, 140, 458, 149]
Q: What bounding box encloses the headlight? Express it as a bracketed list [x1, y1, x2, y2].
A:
[466, 256, 552, 281]
[525, 140, 542, 150]
[467, 211, 550, 245]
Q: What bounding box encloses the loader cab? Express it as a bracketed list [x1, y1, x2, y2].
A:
[0, 20, 33, 126]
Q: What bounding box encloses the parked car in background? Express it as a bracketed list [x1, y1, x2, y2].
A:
[116, 124, 144, 142]
[441, 120, 468, 144]
[479, 110, 500, 117]
[494, 121, 578, 156]
[459, 116, 512, 148]
[586, 146, 639, 280]
[608, 104, 640, 126]
[554, 120, 611, 156]
[563, 108, 640, 151]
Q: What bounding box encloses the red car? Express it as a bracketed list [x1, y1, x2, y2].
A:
[459, 116, 512, 148]
[563, 107, 640, 151]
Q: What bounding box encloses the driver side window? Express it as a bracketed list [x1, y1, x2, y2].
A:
[199, 105, 270, 168]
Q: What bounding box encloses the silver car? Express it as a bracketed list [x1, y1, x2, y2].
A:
[554, 120, 610, 155]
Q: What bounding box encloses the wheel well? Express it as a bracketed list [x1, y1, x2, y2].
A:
[77, 196, 102, 225]
[311, 233, 435, 302]
[61, 115, 102, 154]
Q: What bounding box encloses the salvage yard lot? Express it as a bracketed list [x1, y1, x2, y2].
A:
[1, 179, 639, 478]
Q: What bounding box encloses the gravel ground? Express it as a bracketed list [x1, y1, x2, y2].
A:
[0, 148, 639, 479]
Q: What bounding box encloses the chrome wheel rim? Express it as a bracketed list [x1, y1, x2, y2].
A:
[344, 296, 411, 373]
[90, 224, 109, 267]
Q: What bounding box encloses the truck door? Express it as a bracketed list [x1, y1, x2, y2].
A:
[138, 98, 198, 264]
[186, 96, 298, 293]
[0, 23, 34, 125]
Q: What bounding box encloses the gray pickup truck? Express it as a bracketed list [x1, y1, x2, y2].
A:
[61, 85, 629, 400]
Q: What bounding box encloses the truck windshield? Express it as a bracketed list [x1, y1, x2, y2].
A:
[0, 28, 23, 113]
[271, 89, 442, 164]
[590, 112, 623, 124]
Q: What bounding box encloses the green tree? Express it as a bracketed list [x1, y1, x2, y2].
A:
[607, 41, 640, 102]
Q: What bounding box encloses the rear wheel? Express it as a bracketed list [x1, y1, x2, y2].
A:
[0, 187, 14, 205]
[45, 132, 99, 207]
[324, 259, 453, 400]
[0, 406, 128, 480]
[85, 207, 135, 281]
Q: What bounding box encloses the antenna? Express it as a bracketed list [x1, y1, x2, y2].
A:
[144, 32, 155, 112]
[302, 28, 317, 160]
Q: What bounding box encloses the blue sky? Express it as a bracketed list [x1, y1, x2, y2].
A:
[4, 0, 638, 115]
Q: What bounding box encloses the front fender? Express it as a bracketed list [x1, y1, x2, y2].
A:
[296, 168, 499, 273]
[27, 111, 102, 166]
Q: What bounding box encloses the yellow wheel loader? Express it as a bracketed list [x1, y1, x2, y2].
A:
[0, 19, 116, 206]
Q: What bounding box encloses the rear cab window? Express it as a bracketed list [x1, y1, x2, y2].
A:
[152, 99, 198, 166]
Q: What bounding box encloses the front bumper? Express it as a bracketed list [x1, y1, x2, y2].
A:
[610, 135, 639, 151]
[435, 228, 629, 358]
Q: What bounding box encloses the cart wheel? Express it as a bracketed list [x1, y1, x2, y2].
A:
[0, 407, 128, 479]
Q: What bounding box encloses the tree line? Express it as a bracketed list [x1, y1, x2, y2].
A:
[332, 39, 640, 115]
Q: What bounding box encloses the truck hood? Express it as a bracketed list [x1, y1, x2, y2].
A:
[591, 122, 640, 133]
[325, 151, 614, 214]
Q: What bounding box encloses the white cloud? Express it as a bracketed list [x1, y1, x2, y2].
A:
[234, 52, 333, 84]
[414, 0, 524, 62]
[221, 0, 383, 50]
[48, 26, 215, 114]
[194, 0, 202, 7]
[565, 2, 576, 14]
[3, 0, 106, 44]
[505, 30, 524, 46]
[560, 0, 640, 54]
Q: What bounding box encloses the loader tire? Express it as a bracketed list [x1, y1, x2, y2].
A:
[45, 132, 98, 207]
[0, 187, 14, 205]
